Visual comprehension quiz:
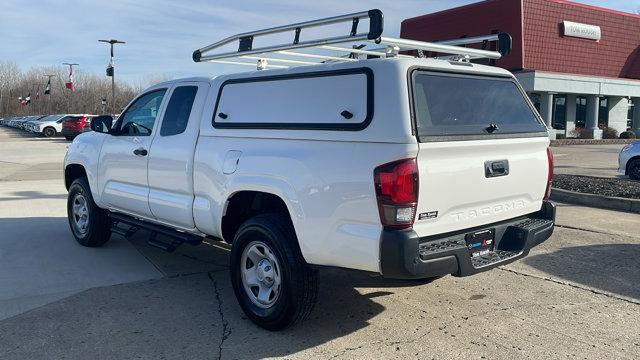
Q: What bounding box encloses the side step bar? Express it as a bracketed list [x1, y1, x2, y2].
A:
[110, 212, 204, 252]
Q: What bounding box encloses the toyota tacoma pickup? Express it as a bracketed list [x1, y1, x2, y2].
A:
[64, 10, 555, 330]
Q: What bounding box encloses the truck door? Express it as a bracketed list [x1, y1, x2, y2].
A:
[147, 82, 209, 229]
[97, 88, 168, 218]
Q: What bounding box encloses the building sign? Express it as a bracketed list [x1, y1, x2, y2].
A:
[562, 21, 601, 41]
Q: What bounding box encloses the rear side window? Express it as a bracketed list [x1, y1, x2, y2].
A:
[213, 68, 373, 130]
[160, 86, 198, 136]
[412, 72, 546, 138]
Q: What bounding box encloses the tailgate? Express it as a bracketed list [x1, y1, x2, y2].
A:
[412, 137, 549, 237]
[409, 70, 550, 238]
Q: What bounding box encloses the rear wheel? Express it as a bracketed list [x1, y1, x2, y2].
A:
[67, 177, 111, 247]
[230, 214, 318, 331]
[64, 135, 74, 141]
[43, 127, 56, 137]
[628, 159, 640, 181]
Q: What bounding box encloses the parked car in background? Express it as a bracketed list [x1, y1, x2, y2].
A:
[619, 141, 640, 180]
[23, 115, 49, 132]
[26, 114, 67, 137]
[16, 116, 40, 130]
[61, 114, 96, 140]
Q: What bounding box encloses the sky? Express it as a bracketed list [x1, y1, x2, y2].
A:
[1, 0, 639, 84]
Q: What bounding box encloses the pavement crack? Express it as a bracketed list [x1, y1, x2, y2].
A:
[554, 224, 622, 236]
[208, 271, 231, 360]
[497, 267, 640, 305]
[128, 240, 167, 277]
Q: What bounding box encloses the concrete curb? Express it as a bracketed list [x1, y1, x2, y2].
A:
[550, 139, 635, 146]
[550, 187, 640, 214]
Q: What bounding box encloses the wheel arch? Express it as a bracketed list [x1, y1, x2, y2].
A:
[220, 189, 307, 262]
[42, 125, 57, 136]
[627, 155, 640, 175]
[65, 163, 88, 190]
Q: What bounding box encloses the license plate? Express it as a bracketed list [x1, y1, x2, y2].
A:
[465, 229, 495, 257]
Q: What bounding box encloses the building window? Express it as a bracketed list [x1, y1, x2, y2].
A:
[598, 97, 608, 128]
[529, 93, 541, 113]
[552, 95, 566, 130]
[576, 96, 587, 128]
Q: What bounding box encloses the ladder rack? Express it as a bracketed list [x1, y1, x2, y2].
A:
[192, 9, 512, 70]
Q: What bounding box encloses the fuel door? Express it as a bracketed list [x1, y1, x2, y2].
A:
[223, 150, 242, 174]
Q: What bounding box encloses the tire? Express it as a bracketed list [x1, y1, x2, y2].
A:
[628, 159, 640, 181]
[230, 214, 318, 331]
[67, 177, 111, 247]
[64, 135, 74, 141]
[43, 127, 56, 138]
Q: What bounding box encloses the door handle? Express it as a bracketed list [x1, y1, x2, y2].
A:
[133, 148, 148, 156]
[485, 160, 509, 178]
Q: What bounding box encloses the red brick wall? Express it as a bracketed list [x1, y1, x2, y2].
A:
[523, 0, 640, 79]
[400, 0, 524, 70]
[400, 0, 640, 79]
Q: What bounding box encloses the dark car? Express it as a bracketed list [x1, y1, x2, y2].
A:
[61, 114, 96, 140]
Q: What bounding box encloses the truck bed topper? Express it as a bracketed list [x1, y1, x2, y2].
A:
[192, 9, 512, 69]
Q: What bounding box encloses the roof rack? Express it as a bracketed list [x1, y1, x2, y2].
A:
[192, 9, 512, 69]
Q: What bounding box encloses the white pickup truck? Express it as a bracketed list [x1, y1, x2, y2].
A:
[64, 10, 555, 330]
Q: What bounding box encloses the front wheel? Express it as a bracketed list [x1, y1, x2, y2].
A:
[230, 214, 318, 331]
[43, 127, 56, 137]
[628, 159, 640, 181]
[67, 177, 111, 247]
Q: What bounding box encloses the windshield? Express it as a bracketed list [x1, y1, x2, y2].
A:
[412, 72, 546, 138]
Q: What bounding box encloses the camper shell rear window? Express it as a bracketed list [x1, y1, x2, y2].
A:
[213, 68, 373, 131]
[411, 71, 547, 140]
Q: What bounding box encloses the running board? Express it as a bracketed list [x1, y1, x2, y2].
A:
[109, 212, 203, 252]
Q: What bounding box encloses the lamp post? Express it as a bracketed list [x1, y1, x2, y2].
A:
[99, 39, 125, 115]
[101, 98, 107, 115]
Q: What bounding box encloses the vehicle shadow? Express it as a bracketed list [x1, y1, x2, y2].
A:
[127, 232, 442, 359]
[522, 243, 640, 301]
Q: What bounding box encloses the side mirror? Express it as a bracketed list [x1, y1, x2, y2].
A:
[90, 115, 113, 134]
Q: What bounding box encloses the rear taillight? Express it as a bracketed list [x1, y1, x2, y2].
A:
[374, 158, 418, 229]
[544, 147, 554, 200]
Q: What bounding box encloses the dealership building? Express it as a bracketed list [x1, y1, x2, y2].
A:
[401, 0, 640, 139]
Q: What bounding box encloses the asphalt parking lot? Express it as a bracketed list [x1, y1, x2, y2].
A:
[1, 127, 639, 359]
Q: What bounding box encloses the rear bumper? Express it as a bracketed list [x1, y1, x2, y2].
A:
[380, 201, 556, 279]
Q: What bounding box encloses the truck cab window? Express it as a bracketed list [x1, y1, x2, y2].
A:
[160, 86, 198, 136]
[114, 89, 167, 136]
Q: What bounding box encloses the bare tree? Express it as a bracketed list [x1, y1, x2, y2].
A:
[0, 63, 145, 117]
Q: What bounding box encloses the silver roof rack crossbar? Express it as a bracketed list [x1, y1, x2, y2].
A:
[435, 33, 512, 56]
[192, 9, 512, 69]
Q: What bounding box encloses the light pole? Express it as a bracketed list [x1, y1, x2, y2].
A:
[43, 74, 56, 114]
[99, 39, 125, 115]
[62, 63, 79, 113]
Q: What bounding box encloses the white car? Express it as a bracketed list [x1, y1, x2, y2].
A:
[27, 114, 67, 137]
[64, 10, 555, 330]
[619, 141, 640, 180]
